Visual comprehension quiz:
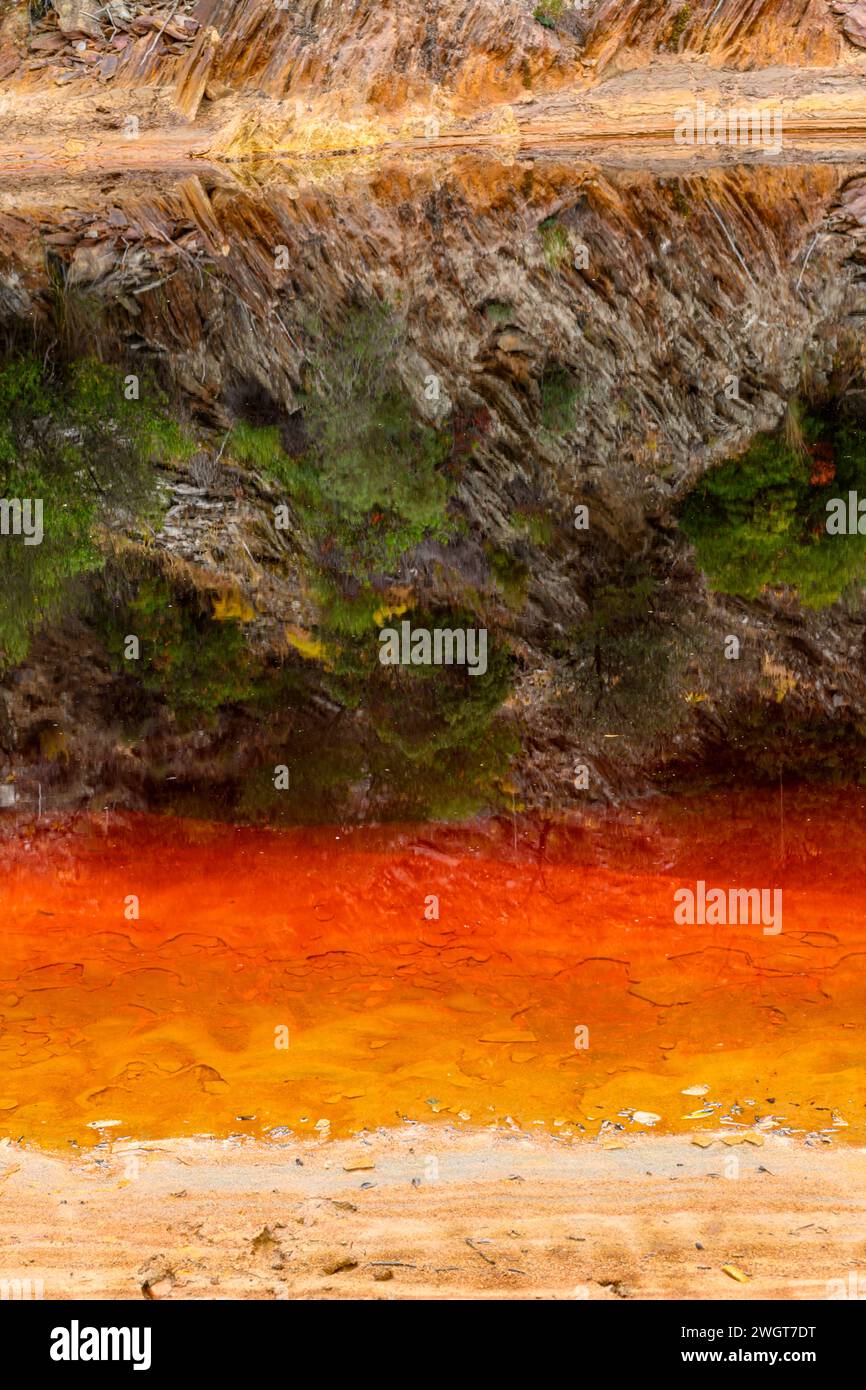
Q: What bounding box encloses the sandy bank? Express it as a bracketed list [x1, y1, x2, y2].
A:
[1, 1127, 864, 1300]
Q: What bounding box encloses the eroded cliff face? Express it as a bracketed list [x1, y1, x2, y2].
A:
[194, 0, 580, 107]
[2, 147, 866, 819]
[3, 159, 857, 511]
[0, 0, 585, 146]
[583, 0, 847, 72]
[0, 0, 865, 159]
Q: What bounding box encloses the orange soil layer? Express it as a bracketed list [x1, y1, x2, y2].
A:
[0, 788, 863, 1148]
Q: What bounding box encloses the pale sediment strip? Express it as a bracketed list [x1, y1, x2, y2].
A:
[1, 1128, 863, 1300]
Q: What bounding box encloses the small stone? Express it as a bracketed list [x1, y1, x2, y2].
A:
[54, 0, 102, 39]
[843, 6, 866, 47]
[494, 332, 536, 357]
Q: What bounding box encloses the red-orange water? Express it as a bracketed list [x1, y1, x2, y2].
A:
[0, 788, 864, 1147]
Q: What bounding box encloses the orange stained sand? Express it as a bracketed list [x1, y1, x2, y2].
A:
[0, 787, 864, 1148]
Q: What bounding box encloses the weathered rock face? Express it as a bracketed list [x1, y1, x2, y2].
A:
[1, 0, 863, 151]
[842, 1, 866, 49]
[1, 0, 585, 114]
[0, 0, 201, 90]
[2, 148, 866, 820]
[1, 159, 854, 553]
[11, 158, 853, 485]
[584, 0, 845, 71]
[193, 0, 580, 106]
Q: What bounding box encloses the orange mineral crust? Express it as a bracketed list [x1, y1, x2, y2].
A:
[0, 788, 863, 1148]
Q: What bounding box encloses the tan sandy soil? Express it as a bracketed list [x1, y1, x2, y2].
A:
[1, 1128, 864, 1300]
